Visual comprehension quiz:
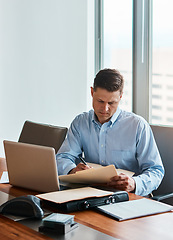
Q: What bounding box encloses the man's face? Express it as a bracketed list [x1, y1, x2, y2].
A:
[91, 87, 122, 124]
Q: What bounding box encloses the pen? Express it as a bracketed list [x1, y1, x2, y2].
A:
[79, 156, 88, 166]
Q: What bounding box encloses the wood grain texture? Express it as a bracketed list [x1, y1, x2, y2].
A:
[0, 215, 51, 240]
[1, 157, 173, 240]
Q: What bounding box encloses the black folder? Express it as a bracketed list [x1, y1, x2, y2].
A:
[54, 190, 128, 212]
[37, 187, 129, 213]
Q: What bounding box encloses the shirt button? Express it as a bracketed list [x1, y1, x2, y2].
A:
[101, 144, 104, 147]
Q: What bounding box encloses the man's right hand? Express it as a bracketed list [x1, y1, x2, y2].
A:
[68, 163, 91, 174]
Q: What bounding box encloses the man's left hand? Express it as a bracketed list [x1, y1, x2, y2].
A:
[107, 173, 136, 192]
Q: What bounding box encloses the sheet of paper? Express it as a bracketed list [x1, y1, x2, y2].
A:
[36, 187, 114, 204]
[59, 165, 118, 184]
[88, 162, 102, 169]
[0, 171, 9, 183]
[59, 164, 134, 184]
[97, 198, 173, 221]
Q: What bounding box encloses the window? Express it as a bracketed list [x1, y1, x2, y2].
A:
[101, 0, 133, 111]
[151, 0, 173, 125]
[97, 0, 173, 127]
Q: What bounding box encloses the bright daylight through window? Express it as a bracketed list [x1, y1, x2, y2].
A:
[151, 0, 173, 126]
[102, 0, 173, 127]
[102, 0, 132, 112]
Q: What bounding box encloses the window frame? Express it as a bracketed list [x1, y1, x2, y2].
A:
[95, 0, 153, 122]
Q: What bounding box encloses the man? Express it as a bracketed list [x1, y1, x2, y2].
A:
[56, 69, 164, 196]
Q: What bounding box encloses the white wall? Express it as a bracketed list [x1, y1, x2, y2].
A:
[0, 0, 95, 156]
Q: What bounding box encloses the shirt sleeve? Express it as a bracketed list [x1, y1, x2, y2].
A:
[56, 116, 83, 175]
[133, 120, 164, 196]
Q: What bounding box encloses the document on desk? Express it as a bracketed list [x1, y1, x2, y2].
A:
[36, 187, 114, 204]
[59, 164, 134, 184]
[0, 171, 9, 183]
[97, 198, 173, 221]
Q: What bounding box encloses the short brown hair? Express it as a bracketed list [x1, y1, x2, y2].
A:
[93, 69, 124, 94]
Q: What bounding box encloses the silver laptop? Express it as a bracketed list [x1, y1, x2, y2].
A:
[3, 140, 60, 193]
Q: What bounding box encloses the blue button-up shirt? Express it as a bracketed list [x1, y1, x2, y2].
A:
[56, 108, 164, 196]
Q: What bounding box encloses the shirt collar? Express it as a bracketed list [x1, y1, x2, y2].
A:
[109, 107, 121, 125]
[92, 111, 100, 125]
[91, 107, 121, 126]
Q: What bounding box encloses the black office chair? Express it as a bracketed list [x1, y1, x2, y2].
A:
[150, 125, 173, 205]
[18, 120, 68, 153]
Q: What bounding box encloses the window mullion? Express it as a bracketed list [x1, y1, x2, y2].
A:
[133, 0, 152, 121]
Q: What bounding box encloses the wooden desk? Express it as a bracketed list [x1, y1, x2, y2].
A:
[1, 157, 173, 240]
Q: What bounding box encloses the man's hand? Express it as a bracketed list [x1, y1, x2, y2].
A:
[107, 173, 136, 192]
[68, 163, 91, 174]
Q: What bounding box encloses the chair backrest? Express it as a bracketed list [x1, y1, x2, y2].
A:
[18, 121, 68, 153]
[150, 124, 173, 204]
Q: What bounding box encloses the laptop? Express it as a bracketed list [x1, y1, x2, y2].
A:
[3, 140, 60, 193]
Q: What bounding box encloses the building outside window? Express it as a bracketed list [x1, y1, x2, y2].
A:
[102, 0, 132, 112]
[151, 0, 173, 125]
[99, 0, 173, 127]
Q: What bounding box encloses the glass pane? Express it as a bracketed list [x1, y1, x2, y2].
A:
[103, 0, 133, 111]
[151, 0, 173, 125]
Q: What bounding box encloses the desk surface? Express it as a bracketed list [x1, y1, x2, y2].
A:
[1, 158, 173, 240]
